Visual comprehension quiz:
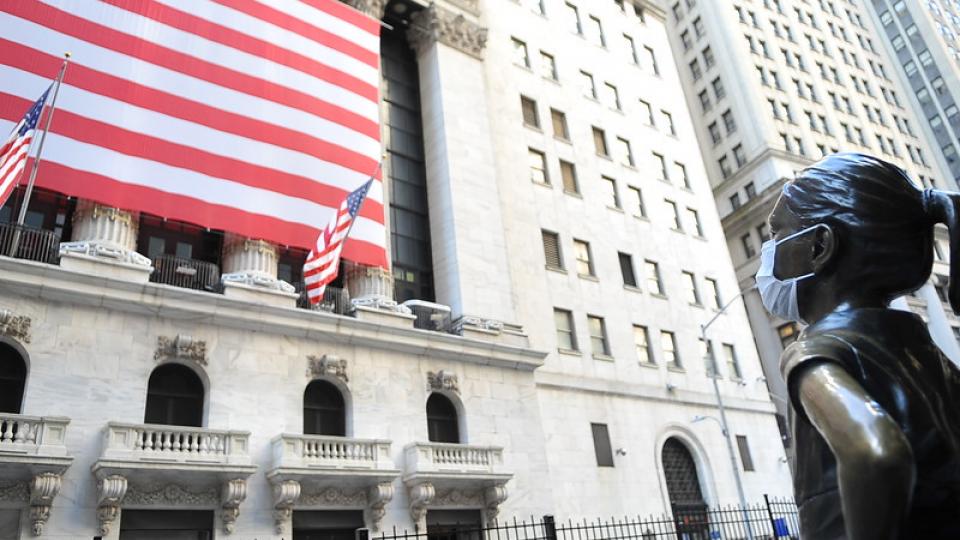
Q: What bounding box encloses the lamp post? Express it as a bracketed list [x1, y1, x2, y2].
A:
[698, 285, 757, 540]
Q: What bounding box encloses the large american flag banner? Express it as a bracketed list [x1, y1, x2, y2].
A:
[0, 84, 50, 209]
[0, 0, 387, 267]
[304, 178, 372, 303]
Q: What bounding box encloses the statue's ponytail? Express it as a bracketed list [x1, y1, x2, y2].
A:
[923, 190, 960, 312]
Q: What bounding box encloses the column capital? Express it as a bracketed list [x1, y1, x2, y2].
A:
[340, 0, 388, 19]
[407, 3, 488, 59]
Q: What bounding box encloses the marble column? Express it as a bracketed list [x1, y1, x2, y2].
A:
[220, 234, 297, 307]
[59, 199, 153, 282]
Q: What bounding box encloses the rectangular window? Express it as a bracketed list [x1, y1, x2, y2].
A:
[644, 46, 660, 75]
[712, 77, 725, 99]
[603, 176, 620, 208]
[529, 148, 548, 184]
[675, 162, 689, 188]
[540, 51, 558, 80]
[686, 207, 703, 236]
[639, 100, 655, 125]
[512, 37, 530, 67]
[666, 199, 682, 230]
[689, 58, 702, 81]
[645, 260, 663, 295]
[629, 186, 646, 217]
[736, 435, 755, 471]
[592, 127, 609, 156]
[574, 239, 594, 276]
[741, 233, 756, 258]
[542, 230, 563, 270]
[653, 152, 668, 180]
[603, 83, 621, 110]
[520, 96, 540, 128]
[661, 330, 681, 369]
[565, 2, 582, 34]
[722, 109, 737, 134]
[682, 271, 701, 305]
[591, 423, 615, 467]
[624, 34, 639, 64]
[587, 315, 609, 356]
[634, 325, 652, 364]
[554, 308, 577, 350]
[662, 111, 676, 135]
[701, 338, 719, 377]
[724, 343, 742, 379]
[616, 137, 634, 166]
[580, 70, 597, 98]
[587, 15, 605, 46]
[708, 122, 721, 144]
[560, 160, 579, 193]
[733, 144, 746, 167]
[729, 193, 741, 210]
[702, 45, 715, 68]
[619, 252, 637, 287]
[551, 109, 569, 139]
[705, 277, 721, 309]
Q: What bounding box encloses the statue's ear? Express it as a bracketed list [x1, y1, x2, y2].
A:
[811, 224, 837, 274]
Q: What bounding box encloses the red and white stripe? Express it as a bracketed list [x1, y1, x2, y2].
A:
[0, 117, 34, 208]
[304, 199, 353, 302]
[0, 0, 386, 267]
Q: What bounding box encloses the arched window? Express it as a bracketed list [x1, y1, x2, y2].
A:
[662, 437, 706, 505]
[303, 380, 346, 436]
[426, 393, 459, 443]
[0, 343, 26, 413]
[144, 364, 204, 427]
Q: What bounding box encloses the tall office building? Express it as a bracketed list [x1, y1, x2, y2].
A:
[0, 0, 791, 538]
[664, 0, 960, 434]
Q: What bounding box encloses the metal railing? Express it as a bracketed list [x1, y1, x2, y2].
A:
[365, 497, 800, 540]
[0, 222, 59, 264]
[292, 282, 351, 314]
[150, 254, 220, 291]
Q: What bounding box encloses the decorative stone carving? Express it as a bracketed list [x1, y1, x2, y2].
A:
[28, 472, 62, 536]
[346, 264, 411, 314]
[154, 334, 208, 366]
[307, 354, 349, 382]
[408, 4, 488, 59]
[0, 481, 28, 502]
[124, 483, 219, 506]
[427, 370, 459, 394]
[0, 309, 30, 343]
[484, 485, 509, 525]
[443, 0, 480, 15]
[408, 482, 435, 523]
[220, 234, 296, 293]
[60, 200, 152, 267]
[340, 0, 388, 19]
[365, 482, 394, 532]
[299, 486, 367, 506]
[433, 488, 484, 506]
[271, 479, 301, 534]
[221, 478, 247, 535]
[454, 316, 504, 333]
[96, 474, 128, 537]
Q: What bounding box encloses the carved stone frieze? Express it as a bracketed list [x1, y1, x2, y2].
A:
[221, 478, 248, 535]
[408, 4, 488, 59]
[433, 488, 484, 506]
[124, 483, 219, 506]
[299, 486, 367, 507]
[307, 354, 349, 382]
[408, 482, 435, 524]
[340, 0, 388, 19]
[271, 479, 301, 534]
[28, 472, 62, 536]
[454, 316, 504, 333]
[0, 480, 29, 502]
[96, 474, 128, 537]
[155, 334, 208, 366]
[365, 482, 394, 532]
[427, 370, 459, 394]
[0, 309, 31, 343]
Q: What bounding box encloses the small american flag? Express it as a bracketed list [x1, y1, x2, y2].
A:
[304, 178, 374, 304]
[0, 84, 50, 208]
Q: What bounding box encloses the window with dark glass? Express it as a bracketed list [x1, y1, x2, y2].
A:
[0, 343, 26, 414]
[303, 379, 346, 436]
[736, 435, 755, 471]
[144, 364, 204, 427]
[619, 252, 637, 287]
[426, 393, 460, 443]
[591, 423, 615, 467]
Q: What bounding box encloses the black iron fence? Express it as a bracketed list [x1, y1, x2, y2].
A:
[291, 281, 351, 314]
[364, 496, 799, 540]
[0, 223, 59, 264]
[150, 254, 221, 291]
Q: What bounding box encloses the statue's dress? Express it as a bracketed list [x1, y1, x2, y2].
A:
[782, 308, 960, 539]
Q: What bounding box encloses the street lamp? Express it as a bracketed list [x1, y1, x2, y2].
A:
[697, 285, 758, 540]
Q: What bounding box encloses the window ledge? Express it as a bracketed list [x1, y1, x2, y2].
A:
[523, 123, 544, 133]
[543, 76, 561, 86]
[607, 206, 625, 213]
[633, 214, 650, 221]
[689, 302, 704, 309]
[578, 274, 600, 282]
[557, 348, 582, 357]
[667, 366, 686, 373]
[623, 285, 642, 293]
[564, 190, 584, 198]
[545, 266, 567, 275]
[592, 354, 615, 362]
[596, 153, 613, 161]
[532, 180, 553, 188]
[650, 293, 669, 300]
[554, 136, 572, 144]
[639, 361, 659, 369]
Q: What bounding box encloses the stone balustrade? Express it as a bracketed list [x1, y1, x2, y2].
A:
[0, 414, 70, 457]
[403, 441, 504, 476]
[271, 433, 394, 471]
[100, 422, 251, 465]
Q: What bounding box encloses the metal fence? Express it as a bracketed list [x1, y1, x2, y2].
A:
[0, 223, 59, 264]
[150, 254, 221, 291]
[292, 282, 351, 314]
[365, 496, 799, 540]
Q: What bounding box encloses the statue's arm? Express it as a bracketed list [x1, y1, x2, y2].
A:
[796, 362, 915, 540]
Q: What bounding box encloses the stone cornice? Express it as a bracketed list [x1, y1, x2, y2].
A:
[0, 258, 546, 371]
[408, 3, 488, 59]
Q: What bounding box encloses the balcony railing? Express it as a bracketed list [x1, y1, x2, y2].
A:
[404, 441, 505, 476]
[150, 254, 220, 291]
[0, 413, 70, 457]
[292, 282, 351, 314]
[271, 433, 394, 471]
[100, 422, 251, 465]
[0, 223, 59, 264]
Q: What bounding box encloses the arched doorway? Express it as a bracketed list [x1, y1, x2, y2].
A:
[426, 393, 460, 443]
[144, 364, 205, 427]
[303, 379, 346, 436]
[662, 437, 708, 538]
[0, 342, 26, 413]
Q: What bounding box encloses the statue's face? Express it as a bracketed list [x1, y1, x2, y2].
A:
[768, 196, 817, 281]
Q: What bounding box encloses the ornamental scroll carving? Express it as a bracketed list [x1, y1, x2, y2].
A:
[298, 486, 367, 506]
[29, 472, 63, 536]
[408, 482, 435, 524]
[96, 474, 128, 537]
[0, 309, 31, 343]
[155, 334, 208, 366]
[307, 354, 348, 382]
[221, 478, 248, 535]
[427, 370, 459, 395]
[408, 4, 488, 59]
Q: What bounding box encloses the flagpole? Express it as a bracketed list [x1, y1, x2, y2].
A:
[14, 53, 70, 229]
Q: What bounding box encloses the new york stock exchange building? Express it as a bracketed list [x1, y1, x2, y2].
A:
[0, 0, 792, 538]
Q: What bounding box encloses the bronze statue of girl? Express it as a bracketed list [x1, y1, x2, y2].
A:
[760, 152, 960, 539]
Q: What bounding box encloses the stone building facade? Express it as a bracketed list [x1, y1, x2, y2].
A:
[0, 0, 791, 538]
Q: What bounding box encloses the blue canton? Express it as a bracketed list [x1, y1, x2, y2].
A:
[18, 85, 52, 136]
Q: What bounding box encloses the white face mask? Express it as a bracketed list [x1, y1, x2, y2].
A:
[755, 226, 818, 323]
